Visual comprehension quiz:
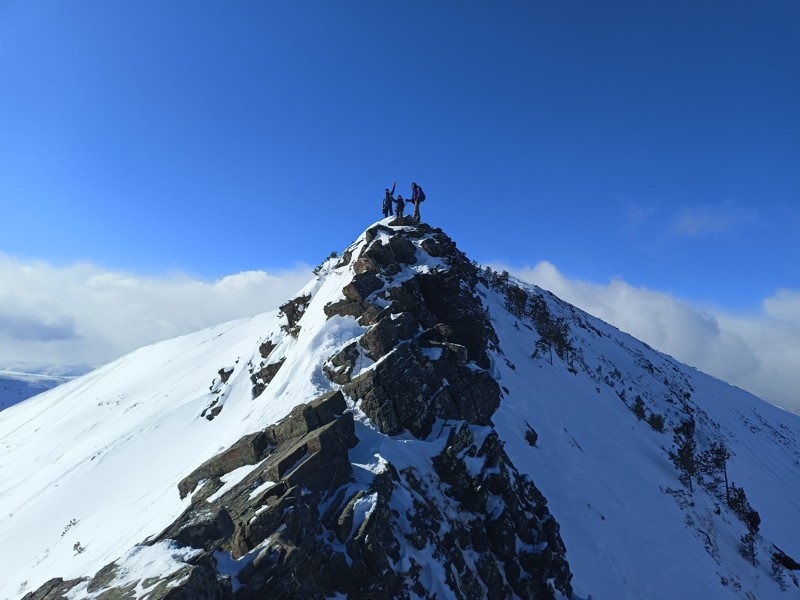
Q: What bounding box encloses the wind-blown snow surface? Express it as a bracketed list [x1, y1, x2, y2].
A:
[1, 220, 799, 599]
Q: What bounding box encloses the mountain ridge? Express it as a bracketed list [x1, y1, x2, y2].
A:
[2, 218, 798, 599]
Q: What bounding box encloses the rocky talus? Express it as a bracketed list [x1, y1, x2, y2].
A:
[25, 219, 572, 599]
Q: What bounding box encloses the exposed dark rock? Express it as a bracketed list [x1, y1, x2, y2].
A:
[417, 269, 496, 369]
[342, 272, 384, 302]
[334, 225, 502, 438]
[364, 223, 394, 243]
[178, 391, 347, 499]
[157, 507, 235, 551]
[418, 322, 456, 343]
[218, 367, 234, 384]
[324, 298, 373, 320]
[201, 365, 238, 420]
[269, 389, 348, 445]
[352, 256, 379, 275]
[388, 215, 414, 227]
[203, 404, 223, 421]
[525, 422, 539, 447]
[344, 344, 430, 436]
[258, 340, 276, 360]
[359, 312, 419, 361]
[476, 554, 509, 600]
[21, 578, 84, 600]
[71, 550, 234, 600]
[323, 342, 360, 384]
[421, 340, 469, 365]
[279, 293, 311, 328]
[420, 234, 456, 257]
[335, 248, 353, 268]
[429, 357, 500, 425]
[428, 424, 573, 599]
[31, 222, 574, 600]
[385, 278, 439, 327]
[178, 429, 271, 499]
[360, 232, 417, 274]
[773, 546, 800, 570]
[250, 357, 285, 399]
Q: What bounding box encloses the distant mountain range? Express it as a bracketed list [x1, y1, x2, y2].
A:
[0, 363, 94, 412]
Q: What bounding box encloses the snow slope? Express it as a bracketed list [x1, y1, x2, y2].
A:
[1, 220, 799, 599]
[0, 231, 370, 599]
[484, 281, 800, 598]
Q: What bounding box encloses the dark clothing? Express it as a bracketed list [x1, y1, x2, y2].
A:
[382, 197, 393, 217]
[411, 185, 425, 222]
[382, 183, 396, 218]
[395, 197, 405, 219]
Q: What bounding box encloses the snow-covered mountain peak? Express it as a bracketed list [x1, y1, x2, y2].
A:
[2, 217, 799, 599]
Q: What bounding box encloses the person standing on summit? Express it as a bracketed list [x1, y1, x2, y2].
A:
[382, 181, 396, 218]
[411, 182, 426, 222]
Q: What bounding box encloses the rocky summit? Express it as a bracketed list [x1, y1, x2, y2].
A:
[5, 217, 800, 600]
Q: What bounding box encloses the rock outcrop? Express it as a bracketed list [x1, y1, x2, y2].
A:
[332, 223, 501, 437]
[26, 220, 572, 600]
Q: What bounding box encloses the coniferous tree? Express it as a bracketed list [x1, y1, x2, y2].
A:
[728, 483, 757, 524]
[498, 270, 510, 290]
[700, 440, 731, 502]
[740, 532, 758, 567]
[729, 482, 761, 566]
[484, 266, 495, 287]
[505, 284, 528, 318]
[646, 412, 665, 433]
[526, 294, 550, 327]
[631, 396, 646, 420]
[669, 417, 697, 492]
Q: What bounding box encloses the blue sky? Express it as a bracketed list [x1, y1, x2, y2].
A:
[1, 2, 799, 410]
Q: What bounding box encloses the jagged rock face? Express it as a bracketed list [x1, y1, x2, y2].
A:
[337, 223, 501, 437]
[429, 424, 571, 598]
[278, 294, 311, 328]
[24, 553, 233, 600]
[26, 221, 572, 600]
[22, 578, 84, 600]
[328, 223, 571, 597]
[250, 357, 285, 399]
[177, 390, 353, 499]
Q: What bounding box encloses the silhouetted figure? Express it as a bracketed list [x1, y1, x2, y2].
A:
[395, 195, 405, 219]
[382, 181, 396, 218]
[411, 182, 426, 222]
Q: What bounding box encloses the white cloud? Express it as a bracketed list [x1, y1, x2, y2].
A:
[3, 251, 797, 416]
[670, 201, 757, 237]
[496, 260, 800, 415]
[763, 288, 800, 322]
[0, 253, 312, 365]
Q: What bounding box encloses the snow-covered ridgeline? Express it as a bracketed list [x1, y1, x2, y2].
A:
[1, 219, 798, 599]
[0, 220, 456, 598]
